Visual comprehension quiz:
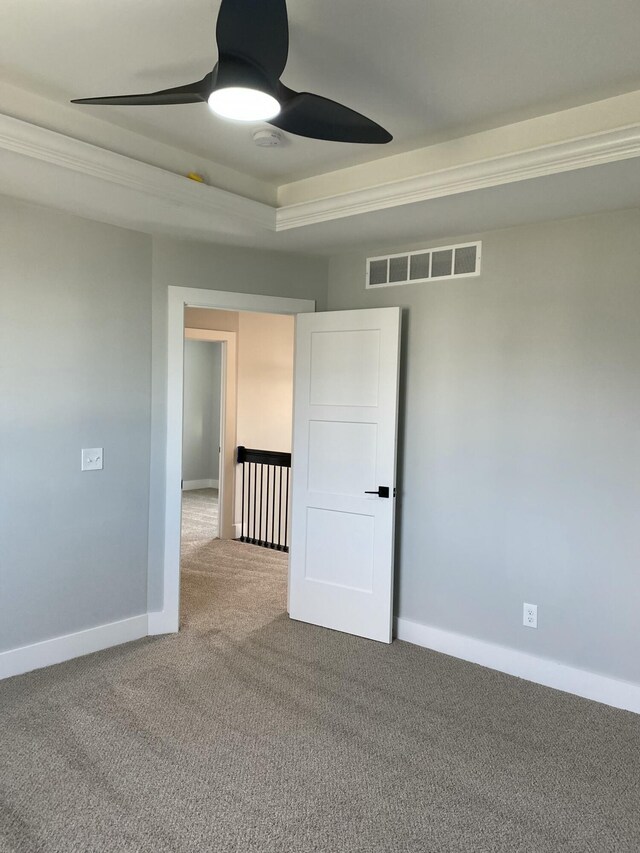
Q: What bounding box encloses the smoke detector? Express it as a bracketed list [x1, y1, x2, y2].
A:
[252, 128, 286, 148]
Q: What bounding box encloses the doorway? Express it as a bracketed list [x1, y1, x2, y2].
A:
[179, 307, 296, 630]
[152, 287, 314, 636]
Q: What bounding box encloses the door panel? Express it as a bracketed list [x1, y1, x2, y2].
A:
[288, 308, 401, 643]
[304, 508, 374, 592]
[307, 420, 378, 496]
[309, 329, 381, 406]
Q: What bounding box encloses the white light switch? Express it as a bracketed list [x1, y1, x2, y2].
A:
[81, 448, 103, 471]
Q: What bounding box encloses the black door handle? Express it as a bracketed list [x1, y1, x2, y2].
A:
[364, 486, 390, 498]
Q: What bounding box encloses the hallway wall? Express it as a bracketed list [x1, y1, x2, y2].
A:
[236, 312, 295, 454]
[182, 340, 222, 484]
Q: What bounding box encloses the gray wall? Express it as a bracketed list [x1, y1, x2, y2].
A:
[182, 341, 221, 482]
[0, 196, 328, 651]
[327, 209, 640, 685]
[5, 189, 637, 691]
[148, 238, 328, 609]
[0, 198, 152, 652]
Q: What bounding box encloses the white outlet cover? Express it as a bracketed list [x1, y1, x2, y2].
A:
[81, 448, 103, 471]
[523, 602, 538, 629]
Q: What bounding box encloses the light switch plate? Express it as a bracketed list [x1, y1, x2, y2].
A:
[81, 448, 103, 471]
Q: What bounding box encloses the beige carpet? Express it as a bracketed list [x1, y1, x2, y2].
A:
[181, 488, 219, 543]
[1, 514, 639, 851]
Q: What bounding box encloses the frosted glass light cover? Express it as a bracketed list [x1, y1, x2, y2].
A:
[208, 88, 280, 121]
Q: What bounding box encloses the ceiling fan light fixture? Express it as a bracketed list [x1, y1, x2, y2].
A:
[208, 87, 280, 122]
[71, 0, 392, 143]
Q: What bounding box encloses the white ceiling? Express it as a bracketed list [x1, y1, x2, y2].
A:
[2, 0, 640, 184]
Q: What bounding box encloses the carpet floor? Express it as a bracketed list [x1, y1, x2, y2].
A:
[181, 488, 219, 544]
[1, 516, 639, 851]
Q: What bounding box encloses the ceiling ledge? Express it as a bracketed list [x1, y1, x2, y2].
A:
[1, 110, 639, 247]
[0, 112, 276, 235]
[275, 123, 640, 231]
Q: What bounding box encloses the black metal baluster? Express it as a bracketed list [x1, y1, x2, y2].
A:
[254, 462, 258, 544]
[270, 465, 276, 548]
[245, 459, 250, 542]
[264, 464, 268, 546]
[266, 464, 271, 547]
[257, 464, 262, 545]
[252, 462, 257, 543]
[284, 467, 290, 552]
[241, 458, 246, 541]
[277, 466, 282, 550]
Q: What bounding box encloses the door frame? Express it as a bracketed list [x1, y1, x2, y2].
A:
[153, 286, 315, 635]
[184, 328, 237, 541]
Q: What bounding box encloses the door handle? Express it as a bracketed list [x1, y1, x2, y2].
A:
[364, 486, 390, 498]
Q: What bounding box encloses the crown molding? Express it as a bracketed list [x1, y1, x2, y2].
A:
[0, 112, 275, 234]
[275, 123, 640, 231]
[2, 111, 639, 243]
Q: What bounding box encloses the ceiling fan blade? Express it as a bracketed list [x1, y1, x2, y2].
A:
[269, 90, 392, 144]
[216, 0, 288, 81]
[71, 76, 211, 106]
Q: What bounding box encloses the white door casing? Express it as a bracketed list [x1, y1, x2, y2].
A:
[151, 286, 314, 637]
[288, 307, 401, 643]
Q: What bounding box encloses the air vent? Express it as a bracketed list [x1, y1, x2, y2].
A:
[366, 241, 481, 289]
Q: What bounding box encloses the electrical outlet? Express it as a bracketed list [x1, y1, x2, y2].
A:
[523, 602, 538, 629]
[81, 448, 103, 471]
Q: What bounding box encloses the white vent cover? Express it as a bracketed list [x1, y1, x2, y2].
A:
[366, 241, 481, 289]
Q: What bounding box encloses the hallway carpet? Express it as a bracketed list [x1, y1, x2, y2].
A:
[181, 488, 219, 543]
[1, 541, 639, 851]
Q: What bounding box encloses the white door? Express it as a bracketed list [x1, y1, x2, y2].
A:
[288, 307, 401, 643]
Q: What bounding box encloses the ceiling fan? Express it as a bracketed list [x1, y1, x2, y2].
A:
[72, 0, 392, 144]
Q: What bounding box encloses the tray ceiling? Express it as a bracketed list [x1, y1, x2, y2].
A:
[2, 0, 640, 184]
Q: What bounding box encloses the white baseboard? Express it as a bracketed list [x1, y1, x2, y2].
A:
[232, 523, 242, 539]
[147, 610, 179, 636]
[0, 614, 148, 681]
[396, 617, 640, 715]
[182, 478, 218, 490]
